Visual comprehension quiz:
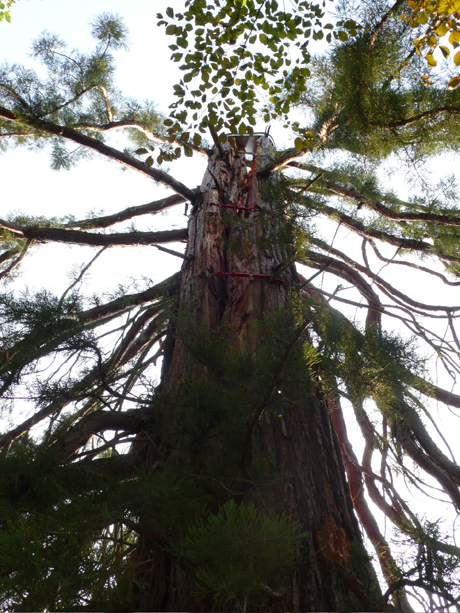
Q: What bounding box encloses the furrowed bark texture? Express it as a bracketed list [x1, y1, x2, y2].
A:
[133, 140, 380, 611]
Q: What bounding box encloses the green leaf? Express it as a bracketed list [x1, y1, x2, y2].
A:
[440, 45, 450, 59]
[454, 50, 460, 67]
[165, 25, 176, 35]
[448, 76, 460, 89]
[294, 137, 304, 150]
[145, 156, 154, 167]
[135, 148, 149, 155]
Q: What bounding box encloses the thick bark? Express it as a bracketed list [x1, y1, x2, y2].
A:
[132, 140, 382, 611]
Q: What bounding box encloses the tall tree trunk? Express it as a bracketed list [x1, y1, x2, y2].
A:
[132, 138, 382, 612]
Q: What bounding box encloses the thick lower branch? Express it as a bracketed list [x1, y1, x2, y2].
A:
[77, 274, 178, 326]
[329, 393, 414, 612]
[258, 147, 310, 177]
[52, 408, 144, 457]
[21, 226, 188, 247]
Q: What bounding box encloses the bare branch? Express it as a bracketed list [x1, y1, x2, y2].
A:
[369, 241, 460, 286]
[68, 193, 193, 229]
[20, 226, 188, 247]
[58, 247, 107, 308]
[329, 392, 414, 611]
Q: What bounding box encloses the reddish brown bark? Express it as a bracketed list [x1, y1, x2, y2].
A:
[132, 139, 382, 611]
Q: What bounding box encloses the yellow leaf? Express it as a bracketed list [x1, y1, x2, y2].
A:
[449, 30, 460, 45]
[418, 11, 429, 24]
[448, 76, 460, 89]
[436, 22, 449, 37]
[454, 50, 460, 66]
[425, 53, 437, 67]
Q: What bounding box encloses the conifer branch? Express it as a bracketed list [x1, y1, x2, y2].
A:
[258, 147, 310, 177]
[74, 119, 210, 156]
[0, 238, 31, 280]
[289, 161, 460, 228]
[367, 0, 407, 50]
[58, 247, 107, 309]
[52, 408, 143, 457]
[0, 219, 24, 235]
[0, 307, 166, 449]
[395, 420, 460, 509]
[376, 106, 460, 129]
[0, 247, 22, 265]
[313, 177, 460, 227]
[298, 252, 383, 330]
[40, 86, 99, 118]
[302, 199, 460, 263]
[76, 274, 178, 325]
[0, 106, 197, 201]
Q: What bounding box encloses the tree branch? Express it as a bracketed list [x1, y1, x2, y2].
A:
[20, 226, 187, 247]
[0, 106, 197, 202]
[0, 239, 31, 280]
[329, 392, 414, 611]
[368, 0, 407, 49]
[369, 241, 460, 286]
[76, 274, 178, 326]
[68, 193, 194, 229]
[74, 119, 210, 156]
[301, 199, 460, 264]
[52, 408, 144, 457]
[258, 147, 310, 177]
